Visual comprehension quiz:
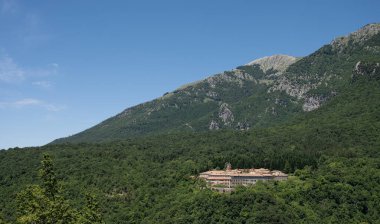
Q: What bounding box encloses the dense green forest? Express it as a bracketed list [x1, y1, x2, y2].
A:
[1, 66, 380, 223]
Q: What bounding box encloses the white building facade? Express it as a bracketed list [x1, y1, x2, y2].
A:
[199, 165, 287, 188]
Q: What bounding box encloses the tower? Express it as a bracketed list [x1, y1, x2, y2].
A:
[225, 162, 232, 171]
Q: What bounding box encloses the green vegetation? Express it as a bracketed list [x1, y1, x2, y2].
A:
[14, 154, 104, 224]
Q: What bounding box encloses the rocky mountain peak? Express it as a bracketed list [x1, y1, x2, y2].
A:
[246, 54, 298, 73]
[331, 23, 380, 50]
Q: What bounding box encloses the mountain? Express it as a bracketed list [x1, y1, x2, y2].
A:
[2, 60, 380, 223]
[53, 23, 380, 144]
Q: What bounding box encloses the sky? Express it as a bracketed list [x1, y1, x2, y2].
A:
[0, 0, 380, 149]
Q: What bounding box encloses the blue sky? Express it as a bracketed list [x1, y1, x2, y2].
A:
[1, 0, 380, 149]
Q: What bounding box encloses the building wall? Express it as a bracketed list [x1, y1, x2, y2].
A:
[231, 176, 273, 186]
[200, 172, 288, 188]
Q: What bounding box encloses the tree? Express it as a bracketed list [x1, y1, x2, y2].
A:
[284, 160, 292, 173]
[0, 212, 7, 224]
[39, 154, 58, 199]
[78, 193, 104, 224]
[16, 154, 103, 224]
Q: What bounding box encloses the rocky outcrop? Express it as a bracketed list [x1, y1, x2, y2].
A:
[236, 122, 250, 130]
[232, 69, 255, 80]
[303, 96, 324, 112]
[209, 120, 220, 130]
[205, 70, 255, 89]
[331, 23, 380, 52]
[353, 61, 380, 78]
[269, 76, 314, 99]
[219, 103, 234, 125]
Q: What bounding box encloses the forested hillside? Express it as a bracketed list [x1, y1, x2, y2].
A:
[1, 60, 380, 223]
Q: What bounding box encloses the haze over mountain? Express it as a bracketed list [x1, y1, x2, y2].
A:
[53, 23, 380, 144]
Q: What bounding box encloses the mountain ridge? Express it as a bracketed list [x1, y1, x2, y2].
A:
[52, 23, 380, 144]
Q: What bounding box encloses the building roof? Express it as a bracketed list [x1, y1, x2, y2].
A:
[200, 168, 288, 178]
[206, 176, 231, 180]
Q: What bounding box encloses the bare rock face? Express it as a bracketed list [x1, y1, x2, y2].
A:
[236, 122, 250, 130]
[303, 96, 323, 112]
[269, 76, 315, 99]
[117, 108, 132, 118]
[206, 76, 218, 88]
[219, 103, 234, 125]
[206, 91, 218, 98]
[353, 61, 380, 77]
[209, 120, 220, 130]
[232, 69, 255, 80]
[247, 54, 298, 73]
[205, 69, 254, 89]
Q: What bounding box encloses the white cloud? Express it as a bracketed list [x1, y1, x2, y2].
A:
[1, 1, 51, 45]
[44, 104, 66, 112]
[0, 55, 25, 82]
[50, 63, 59, 68]
[0, 55, 59, 83]
[0, 98, 65, 112]
[32, 80, 52, 89]
[13, 98, 42, 107]
[27, 63, 59, 78]
[0, 0, 17, 14]
[22, 13, 52, 45]
[0, 55, 63, 112]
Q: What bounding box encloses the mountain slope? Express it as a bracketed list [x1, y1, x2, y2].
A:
[53, 23, 380, 144]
